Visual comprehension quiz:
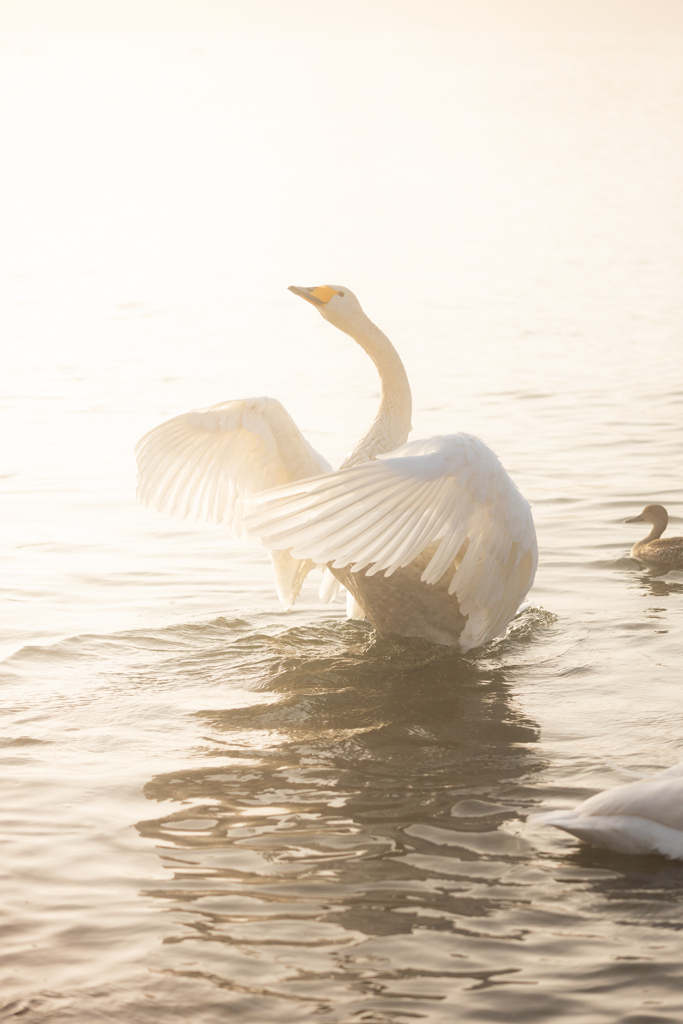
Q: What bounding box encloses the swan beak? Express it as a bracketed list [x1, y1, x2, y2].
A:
[289, 285, 337, 307]
[624, 514, 645, 523]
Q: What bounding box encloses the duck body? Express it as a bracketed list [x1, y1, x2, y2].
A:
[538, 764, 683, 859]
[136, 285, 537, 652]
[625, 504, 683, 570]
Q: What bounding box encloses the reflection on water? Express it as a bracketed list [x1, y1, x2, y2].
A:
[3, 607, 683, 1022]
[134, 619, 548, 1017]
[633, 569, 683, 591]
[624, 562, 683, 600]
[117, 613, 673, 1022]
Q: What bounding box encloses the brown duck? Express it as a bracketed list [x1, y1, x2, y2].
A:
[624, 504, 683, 570]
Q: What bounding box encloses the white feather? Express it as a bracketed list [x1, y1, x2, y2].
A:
[247, 433, 537, 650]
[538, 766, 683, 859]
[136, 396, 331, 607]
[136, 285, 537, 649]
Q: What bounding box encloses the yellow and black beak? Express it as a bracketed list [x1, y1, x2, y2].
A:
[289, 285, 338, 307]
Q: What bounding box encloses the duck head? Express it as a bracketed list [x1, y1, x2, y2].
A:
[624, 504, 668, 529]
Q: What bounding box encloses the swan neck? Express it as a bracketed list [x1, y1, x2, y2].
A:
[338, 313, 412, 467]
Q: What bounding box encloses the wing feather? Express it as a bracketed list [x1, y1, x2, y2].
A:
[247, 433, 537, 648]
[135, 396, 332, 608]
[136, 396, 330, 531]
[375, 476, 446, 572]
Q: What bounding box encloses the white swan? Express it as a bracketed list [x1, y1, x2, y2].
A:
[136, 285, 537, 651]
[538, 764, 683, 859]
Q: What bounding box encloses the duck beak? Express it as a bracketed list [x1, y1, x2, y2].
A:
[624, 514, 645, 523]
[288, 285, 337, 307]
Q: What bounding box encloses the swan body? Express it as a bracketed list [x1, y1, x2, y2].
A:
[538, 764, 683, 858]
[136, 284, 537, 651]
[624, 504, 683, 570]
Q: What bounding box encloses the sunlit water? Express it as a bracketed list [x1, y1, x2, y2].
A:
[2, 23, 683, 1024]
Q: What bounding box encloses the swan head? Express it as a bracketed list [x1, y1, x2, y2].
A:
[288, 284, 365, 331]
[624, 503, 668, 528]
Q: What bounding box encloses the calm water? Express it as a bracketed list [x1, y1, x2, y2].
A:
[2, 23, 683, 1024]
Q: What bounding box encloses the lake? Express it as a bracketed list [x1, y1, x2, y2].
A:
[1, 16, 683, 1023]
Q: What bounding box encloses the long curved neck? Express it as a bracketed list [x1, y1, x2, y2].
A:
[336, 311, 412, 468]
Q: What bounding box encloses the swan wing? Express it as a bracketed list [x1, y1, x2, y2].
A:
[246, 433, 537, 648]
[575, 777, 683, 832]
[135, 396, 332, 607]
[539, 809, 683, 858]
[539, 777, 683, 858]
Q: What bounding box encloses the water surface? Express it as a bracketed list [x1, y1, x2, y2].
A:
[1, 24, 683, 1024]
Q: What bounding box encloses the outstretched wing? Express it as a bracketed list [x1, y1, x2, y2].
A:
[135, 396, 332, 607]
[246, 433, 537, 648]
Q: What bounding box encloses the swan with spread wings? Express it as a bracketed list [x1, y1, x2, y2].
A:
[135, 285, 537, 651]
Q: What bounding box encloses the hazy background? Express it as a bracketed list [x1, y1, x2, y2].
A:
[3, 0, 683, 33]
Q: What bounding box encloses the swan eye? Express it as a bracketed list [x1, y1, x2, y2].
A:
[337, 290, 345, 297]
